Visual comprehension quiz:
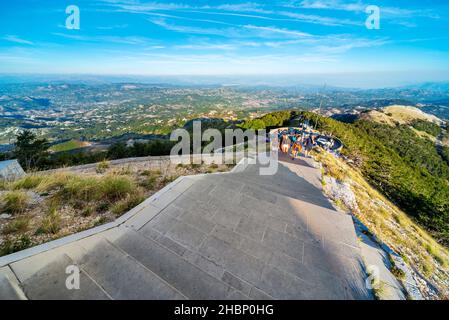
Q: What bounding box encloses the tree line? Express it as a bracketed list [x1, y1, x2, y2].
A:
[2, 130, 176, 171]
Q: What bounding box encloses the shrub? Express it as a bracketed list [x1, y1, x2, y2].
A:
[93, 216, 108, 227]
[101, 175, 135, 201]
[425, 243, 449, 268]
[2, 216, 30, 235]
[141, 170, 152, 176]
[1, 191, 29, 214]
[12, 175, 44, 190]
[0, 180, 8, 190]
[37, 205, 61, 235]
[110, 193, 145, 216]
[0, 235, 33, 256]
[141, 169, 161, 176]
[95, 202, 109, 213]
[116, 165, 132, 175]
[63, 176, 100, 202]
[210, 163, 219, 169]
[81, 206, 95, 217]
[390, 265, 406, 280]
[140, 175, 157, 189]
[162, 176, 177, 184]
[35, 172, 73, 193]
[96, 159, 110, 174]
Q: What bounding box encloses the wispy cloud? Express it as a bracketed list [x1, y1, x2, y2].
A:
[278, 11, 361, 26]
[294, 0, 365, 12]
[2, 35, 34, 45]
[96, 24, 129, 30]
[294, 0, 439, 18]
[243, 25, 311, 38]
[52, 32, 156, 45]
[102, 0, 364, 28]
[314, 37, 390, 54]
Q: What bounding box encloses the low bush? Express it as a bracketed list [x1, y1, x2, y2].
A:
[101, 175, 135, 201]
[140, 175, 157, 189]
[37, 205, 61, 235]
[96, 160, 110, 174]
[0, 180, 9, 190]
[35, 172, 73, 193]
[110, 193, 145, 216]
[0, 235, 33, 256]
[2, 216, 30, 234]
[1, 191, 29, 214]
[62, 176, 100, 202]
[12, 175, 44, 190]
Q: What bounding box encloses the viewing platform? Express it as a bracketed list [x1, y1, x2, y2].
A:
[0, 154, 372, 300]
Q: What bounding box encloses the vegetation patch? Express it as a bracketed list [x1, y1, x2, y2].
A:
[37, 205, 62, 235]
[49, 140, 90, 153]
[96, 159, 110, 174]
[1, 191, 29, 214]
[12, 175, 44, 190]
[313, 148, 449, 298]
[2, 216, 30, 235]
[410, 119, 441, 137]
[300, 111, 449, 247]
[0, 160, 233, 257]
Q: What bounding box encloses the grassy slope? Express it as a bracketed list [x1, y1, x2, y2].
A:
[299, 111, 449, 246]
[0, 161, 232, 257]
[314, 149, 449, 296]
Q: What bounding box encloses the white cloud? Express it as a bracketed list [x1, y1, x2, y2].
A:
[103, 0, 363, 28]
[243, 25, 311, 38]
[295, 0, 438, 18]
[2, 35, 34, 45]
[278, 11, 361, 26]
[52, 32, 156, 45]
[96, 24, 129, 30]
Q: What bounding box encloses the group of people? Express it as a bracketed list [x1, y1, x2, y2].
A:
[278, 129, 316, 160]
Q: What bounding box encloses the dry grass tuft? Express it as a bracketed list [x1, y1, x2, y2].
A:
[313, 149, 449, 296]
[1, 190, 29, 214]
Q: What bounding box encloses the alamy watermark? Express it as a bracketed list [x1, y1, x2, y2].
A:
[366, 5, 380, 30]
[65, 265, 80, 290]
[65, 5, 80, 30]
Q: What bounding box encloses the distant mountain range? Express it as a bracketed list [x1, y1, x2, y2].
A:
[0, 79, 449, 147]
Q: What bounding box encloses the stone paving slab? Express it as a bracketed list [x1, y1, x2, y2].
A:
[0, 155, 373, 300]
[0, 267, 26, 300]
[74, 235, 185, 300]
[20, 254, 111, 300]
[108, 228, 240, 299]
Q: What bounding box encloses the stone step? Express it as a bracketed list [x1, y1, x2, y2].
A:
[104, 227, 248, 299]
[0, 155, 372, 300]
[0, 267, 27, 300]
[10, 249, 110, 300]
[72, 235, 187, 300]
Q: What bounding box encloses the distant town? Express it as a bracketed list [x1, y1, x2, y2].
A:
[1, 81, 449, 152]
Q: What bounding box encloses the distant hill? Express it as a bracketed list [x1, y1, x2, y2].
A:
[359, 105, 444, 126]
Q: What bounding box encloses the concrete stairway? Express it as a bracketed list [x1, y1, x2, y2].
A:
[0, 157, 373, 300]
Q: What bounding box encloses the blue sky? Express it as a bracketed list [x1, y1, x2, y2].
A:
[1, 0, 449, 86]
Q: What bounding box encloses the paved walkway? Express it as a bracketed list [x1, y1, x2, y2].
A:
[0, 156, 373, 300]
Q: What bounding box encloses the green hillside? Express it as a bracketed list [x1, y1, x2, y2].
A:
[244, 110, 449, 246]
[304, 112, 449, 246]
